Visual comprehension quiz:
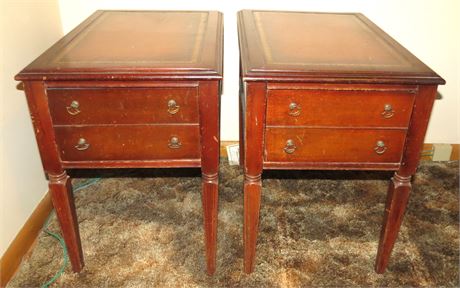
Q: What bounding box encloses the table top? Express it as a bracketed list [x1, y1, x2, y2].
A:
[16, 10, 223, 81]
[238, 10, 444, 85]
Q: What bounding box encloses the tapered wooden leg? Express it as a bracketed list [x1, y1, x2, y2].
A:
[375, 172, 412, 273]
[243, 174, 262, 274]
[49, 171, 84, 272]
[198, 80, 220, 275]
[374, 86, 437, 273]
[202, 173, 218, 275]
[241, 82, 266, 273]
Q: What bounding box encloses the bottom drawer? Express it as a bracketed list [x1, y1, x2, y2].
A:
[55, 125, 200, 161]
[265, 128, 406, 163]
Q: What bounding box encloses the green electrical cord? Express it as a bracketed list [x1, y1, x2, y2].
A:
[421, 148, 435, 157]
[41, 226, 68, 288]
[41, 178, 101, 288]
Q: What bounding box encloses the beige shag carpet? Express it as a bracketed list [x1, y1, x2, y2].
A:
[9, 161, 459, 287]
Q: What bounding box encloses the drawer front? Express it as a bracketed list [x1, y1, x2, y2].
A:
[55, 125, 200, 161]
[265, 128, 406, 163]
[48, 87, 198, 125]
[266, 88, 415, 127]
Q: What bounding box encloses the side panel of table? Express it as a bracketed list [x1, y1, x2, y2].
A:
[24, 81, 84, 272]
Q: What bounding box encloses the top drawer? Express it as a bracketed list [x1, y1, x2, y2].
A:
[47, 87, 198, 125]
[266, 86, 416, 128]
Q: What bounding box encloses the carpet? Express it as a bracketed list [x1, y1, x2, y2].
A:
[8, 161, 459, 287]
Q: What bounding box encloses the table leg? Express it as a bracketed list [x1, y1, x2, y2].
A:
[49, 171, 84, 272]
[202, 173, 218, 275]
[199, 81, 220, 275]
[244, 174, 262, 273]
[375, 85, 437, 273]
[375, 172, 411, 273]
[242, 82, 266, 274]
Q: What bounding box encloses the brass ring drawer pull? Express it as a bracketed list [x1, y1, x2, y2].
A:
[66, 100, 81, 115]
[168, 136, 182, 149]
[75, 138, 90, 151]
[167, 99, 180, 114]
[283, 139, 297, 154]
[374, 140, 387, 155]
[381, 104, 394, 119]
[288, 102, 301, 116]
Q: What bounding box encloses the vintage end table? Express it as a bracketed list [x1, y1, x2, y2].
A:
[237, 10, 445, 273]
[16, 10, 223, 275]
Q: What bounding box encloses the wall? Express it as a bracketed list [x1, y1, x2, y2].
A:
[57, 0, 459, 143]
[0, 0, 63, 256]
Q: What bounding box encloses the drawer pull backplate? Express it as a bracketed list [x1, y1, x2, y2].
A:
[66, 100, 81, 115]
[168, 136, 182, 149]
[288, 102, 301, 117]
[374, 140, 387, 155]
[284, 139, 297, 154]
[75, 138, 90, 151]
[168, 99, 180, 115]
[381, 104, 395, 119]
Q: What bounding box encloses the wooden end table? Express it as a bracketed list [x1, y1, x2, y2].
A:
[16, 10, 223, 275]
[237, 10, 445, 273]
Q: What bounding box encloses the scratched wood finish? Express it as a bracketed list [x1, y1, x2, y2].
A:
[263, 161, 400, 171]
[238, 10, 445, 274]
[242, 82, 266, 274]
[60, 159, 201, 169]
[16, 11, 223, 81]
[16, 10, 223, 275]
[238, 10, 444, 84]
[375, 85, 438, 273]
[23, 81, 85, 272]
[49, 172, 84, 272]
[265, 128, 407, 163]
[48, 87, 199, 125]
[55, 125, 201, 161]
[198, 81, 220, 275]
[266, 87, 415, 127]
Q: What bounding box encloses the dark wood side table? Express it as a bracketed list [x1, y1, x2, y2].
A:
[16, 10, 223, 275]
[237, 10, 445, 273]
